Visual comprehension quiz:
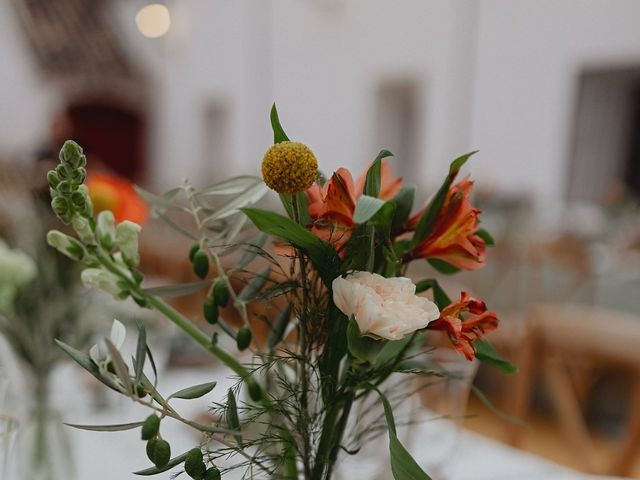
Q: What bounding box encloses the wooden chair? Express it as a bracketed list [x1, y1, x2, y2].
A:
[507, 303, 640, 476]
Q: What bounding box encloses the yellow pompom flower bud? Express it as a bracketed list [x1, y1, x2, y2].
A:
[261, 141, 318, 194]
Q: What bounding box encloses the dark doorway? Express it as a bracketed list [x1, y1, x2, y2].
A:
[66, 101, 146, 181]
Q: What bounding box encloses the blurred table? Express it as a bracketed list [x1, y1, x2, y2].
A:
[4, 364, 621, 480]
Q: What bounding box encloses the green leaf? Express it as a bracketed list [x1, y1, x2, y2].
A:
[237, 266, 271, 301]
[474, 339, 517, 374]
[235, 233, 268, 271]
[427, 258, 461, 275]
[346, 318, 385, 363]
[202, 182, 269, 222]
[168, 382, 217, 400]
[373, 387, 432, 480]
[55, 339, 119, 391]
[134, 185, 183, 211]
[226, 388, 242, 446]
[411, 151, 477, 248]
[279, 192, 311, 225]
[476, 228, 495, 247]
[270, 103, 290, 144]
[353, 195, 386, 224]
[267, 304, 292, 349]
[414, 279, 451, 310]
[373, 332, 421, 370]
[390, 187, 415, 227]
[134, 323, 146, 385]
[142, 281, 210, 298]
[371, 202, 396, 240]
[196, 176, 263, 196]
[242, 208, 340, 287]
[363, 150, 394, 197]
[133, 450, 190, 476]
[65, 421, 144, 432]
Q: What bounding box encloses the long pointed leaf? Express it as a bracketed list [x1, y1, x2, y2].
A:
[411, 151, 477, 248]
[363, 150, 394, 197]
[203, 182, 269, 223]
[373, 387, 432, 480]
[133, 451, 190, 476]
[196, 176, 263, 196]
[142, 281, 210, 298]
[237, 266, 271, 301]
[267, 304, 292, 349]
[134, 323, 146, 385]
[270, 103, 290, 143]
[242, 208, 340, 287]
[168, 382, 217, 400]
[226, 388, 242, 446]
[235, 233, 268, 271]
[65, 421, 144, 432]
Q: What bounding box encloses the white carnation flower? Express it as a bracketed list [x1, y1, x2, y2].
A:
[332, 272, 440, 341]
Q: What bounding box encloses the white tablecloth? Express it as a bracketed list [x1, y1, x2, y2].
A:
[3, 363, 620, 480]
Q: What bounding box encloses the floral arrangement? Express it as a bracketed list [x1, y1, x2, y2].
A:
[45, 106, 513, 479]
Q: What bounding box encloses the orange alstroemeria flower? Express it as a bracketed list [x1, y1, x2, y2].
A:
[306, 160, 402, 250]
[427, 291, 498, 360]
[86, 172, 148, 224]
[408, 177, 486, 270]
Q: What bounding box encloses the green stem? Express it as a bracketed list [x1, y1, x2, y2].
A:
[325, 392, 355, 480]
[95, 250, 263, 401]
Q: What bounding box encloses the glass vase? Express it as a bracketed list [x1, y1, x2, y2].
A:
[0, 413, 18, 478]
[15, 376, 75, 480]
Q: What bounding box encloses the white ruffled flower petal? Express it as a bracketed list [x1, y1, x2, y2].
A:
[332, 272, 440, 341]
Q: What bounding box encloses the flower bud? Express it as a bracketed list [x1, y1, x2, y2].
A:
[96, 211, 116, 251]
[146, 439, 157, 463]
[192, 249, 209, 279]
[51, 196, 70, 217]
[204, 467, 221, 480]
[236, 326, 252, 351]
[116, 220, 142, 267]
[70, 191, 88, 214]
[213, 280, 229, 307]
[248, 379, 262, 402]
[47, 170, 60, 188]
[70, 166, 86, 185]
[141, 414, 160, 440]
[70, 216, 93, 244]
[46, 230, 85, 261]
[59, 140, 86, 169]
[188, 243, 199, 262]
[203, 297, 218, 324]
[153, 440, 171, 469]
[57, 180, 72, 195]
[56, 163, 71, 180]
[81, 268, 126, 298]
[184, 448, 206, 479]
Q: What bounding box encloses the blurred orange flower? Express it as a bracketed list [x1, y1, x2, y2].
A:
[408, 177, 486, 270]
[86, 172, 148, 224]
[427, 291, 498, 360]
[306, 160, 402, 250]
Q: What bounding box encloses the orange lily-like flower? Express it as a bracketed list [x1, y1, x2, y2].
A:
[86, 172, 148, 224]
[306, 160, 402, 250]
[408, 177, 486, 270]
[427, 291, 498, 360]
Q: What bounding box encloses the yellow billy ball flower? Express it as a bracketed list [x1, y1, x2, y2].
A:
[261, 141, 318, 194]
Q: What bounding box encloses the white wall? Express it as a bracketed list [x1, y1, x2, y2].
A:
[471, 0, 640, 203]
[0, 0, 57, 159]
[4, 0, 640, 207]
